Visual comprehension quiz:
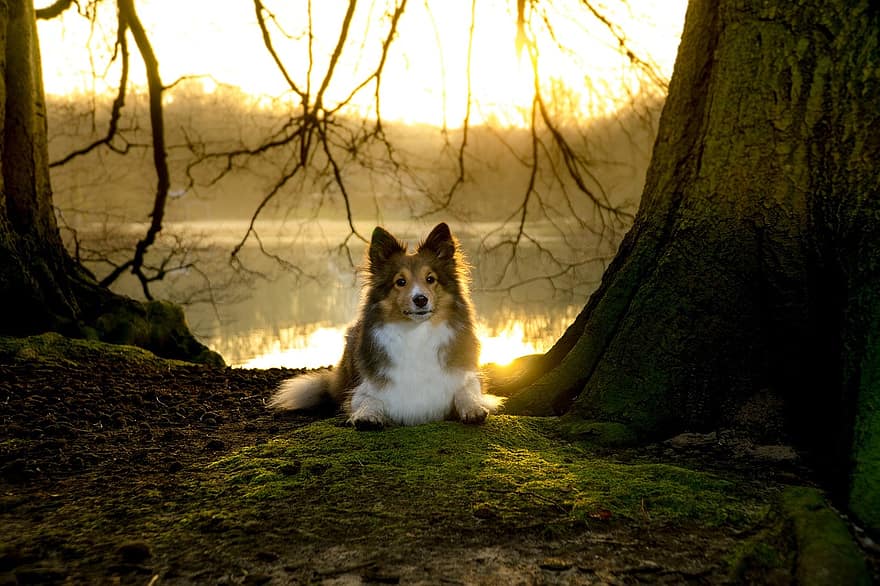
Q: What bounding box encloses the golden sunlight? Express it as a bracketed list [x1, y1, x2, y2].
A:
[235, 321, 543, 370]
[239, 326, 346, 370]
[36, 0, 687, 127]
[476, 322, 541, 366]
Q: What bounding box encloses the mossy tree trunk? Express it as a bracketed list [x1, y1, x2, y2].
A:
[504, 0, 880, 531]
[0, 0, 221, 365]
[1, 0, 78, 333]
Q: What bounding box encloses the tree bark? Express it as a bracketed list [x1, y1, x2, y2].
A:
[505, 0, 880, 531]
[0, 0, 221, 365]
[1, 0, 80, 334]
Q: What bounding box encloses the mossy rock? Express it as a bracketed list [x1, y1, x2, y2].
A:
[0, 332, 187, 368]
[93, 299, 223, 366]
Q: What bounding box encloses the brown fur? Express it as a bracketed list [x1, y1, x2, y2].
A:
[349, 223, 480, 390]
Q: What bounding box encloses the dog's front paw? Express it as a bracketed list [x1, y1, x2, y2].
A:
[349, 393, 387, 431]
[349, 406, 386, 431]
[458, 403, 489, 425]
[352, 416, 385, 431]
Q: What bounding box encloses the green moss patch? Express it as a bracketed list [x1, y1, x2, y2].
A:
[93, 299, 224, 366]
[0, 300, 223, 366]
[729, 486, 870, 585]
[201, 415, 766, 544]
[783, 487, 870, 586]
[3, 412, 871, 581]
[0, 331, 177, 367]
[556, 417, 639, 447]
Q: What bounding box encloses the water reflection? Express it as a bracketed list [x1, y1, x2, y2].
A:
[97, 220, 593, 369]
[237, 325, 346, 369]
[197, 277, 582, 369]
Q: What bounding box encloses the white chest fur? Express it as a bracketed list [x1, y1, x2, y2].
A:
[351, 321, 477, 425]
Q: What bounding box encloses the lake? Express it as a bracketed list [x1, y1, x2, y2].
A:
[100, 219, 604, 369]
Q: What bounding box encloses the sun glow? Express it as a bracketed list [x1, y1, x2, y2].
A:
[36, 0, 686, 127]
[235, 321, 543, 370]
[476, 322, 541, 366]
[238, 326, 346, 370]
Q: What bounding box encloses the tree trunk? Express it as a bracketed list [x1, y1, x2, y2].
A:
[1, 0, 78, 333]
[504, 0, 880, 532]
[0, 0, 221, 365]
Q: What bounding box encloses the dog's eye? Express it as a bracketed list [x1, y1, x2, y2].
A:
[395, 278, 407, 287]
[426, 275, 436, 284]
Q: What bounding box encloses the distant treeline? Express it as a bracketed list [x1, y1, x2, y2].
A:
[46, 82, 662, 226]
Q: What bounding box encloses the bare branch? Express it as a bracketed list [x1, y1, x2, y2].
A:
[465, 2, 645, 295]
[329, 0, 408, 117]
[418, 0, 475, 216]
[188, 0, 407, 266]
[56, 0, 650, 304]
[480, 93, 541, 286]
[117, 0, 170, 299]
[50, 12, 130, 168]
[320, 122, 368, 246]
[253, 0, 306, 99]
[580, 1, 668, 89]
[230, 161, 305, 261]
[314, 0, 357, 110]
[36, 0, 77, 20]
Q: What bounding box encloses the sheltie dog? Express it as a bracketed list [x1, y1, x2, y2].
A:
[269, 223, 503, 429]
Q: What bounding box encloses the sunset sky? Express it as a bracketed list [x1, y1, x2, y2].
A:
[36, 0, 687, 127]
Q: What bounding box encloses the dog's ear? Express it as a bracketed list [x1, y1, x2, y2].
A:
[419, 223, 456, 261]
[369, 226, 405, 271]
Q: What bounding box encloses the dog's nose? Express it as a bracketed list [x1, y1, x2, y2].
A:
[413, 294, 428, 308]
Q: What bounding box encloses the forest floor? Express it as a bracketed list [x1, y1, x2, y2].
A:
[0, 333, 876, 585]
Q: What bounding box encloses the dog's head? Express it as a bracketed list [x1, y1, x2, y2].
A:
[367, 223, 464, 323]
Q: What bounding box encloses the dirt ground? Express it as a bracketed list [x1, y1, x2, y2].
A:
[0, 335, 877, 585]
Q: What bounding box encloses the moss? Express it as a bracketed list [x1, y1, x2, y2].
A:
[0, 310, 223, 368]
[728, 486, 870, 584]
[728, 533, 794, 584]
[727, 492, 797, 583]
[782, 487, 870, 586]
[7, 415, 871, 580]
[200, 415, 766, 543]
[93, 299, 224, 366]
[556, 417, 638, 447]
[0, 331, 175, 367]
[849, 302, 880, 533]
